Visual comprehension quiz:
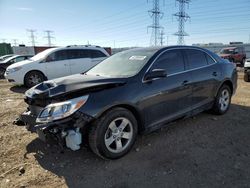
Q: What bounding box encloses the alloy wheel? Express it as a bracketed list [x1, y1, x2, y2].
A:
[219, 89, 230, 111]
[104, 117, 133, 153]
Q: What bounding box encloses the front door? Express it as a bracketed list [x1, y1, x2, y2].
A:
[44, 50, 71, 79]
[140, 49, 193, 128]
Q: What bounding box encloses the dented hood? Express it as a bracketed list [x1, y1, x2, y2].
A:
[25, 73, 126, 101]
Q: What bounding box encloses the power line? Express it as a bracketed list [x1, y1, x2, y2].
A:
[173, 0, 191, 45]
[44, 30, 55, 46]
[27, 29, 36, 46]
[147, 0, 164, 46]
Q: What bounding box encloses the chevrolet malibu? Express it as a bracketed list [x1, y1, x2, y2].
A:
[17, 46, 237, 159]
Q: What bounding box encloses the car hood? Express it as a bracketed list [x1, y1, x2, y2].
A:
[219, 54, 231, 58]
[7, 59, 34, 69]
[25, 74, 126, 103]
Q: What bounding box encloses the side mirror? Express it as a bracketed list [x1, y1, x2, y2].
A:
[144, 69, 167, 81]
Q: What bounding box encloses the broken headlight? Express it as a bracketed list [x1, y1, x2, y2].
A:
[36, 95, 89, 123]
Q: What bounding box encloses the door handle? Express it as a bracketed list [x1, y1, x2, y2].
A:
[182, 80, 189, 86]
[212, 72, 218, 76]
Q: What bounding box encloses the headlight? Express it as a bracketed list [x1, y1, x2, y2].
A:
[36, 95, 89, 123]
[7, 66, 22, 73]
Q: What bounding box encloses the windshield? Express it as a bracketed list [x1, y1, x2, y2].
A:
[86, 48, 158, 78]
[30, 48, 56, 61]
[2, 56, 17, 63]
[220, 49, 235, 54]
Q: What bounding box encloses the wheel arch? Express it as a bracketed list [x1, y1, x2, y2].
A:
[96, 104, 145, 134]
[23, 70, 47, 84]
[216, 79, 234, 97]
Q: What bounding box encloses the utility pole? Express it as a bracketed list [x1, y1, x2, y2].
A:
[44, 30, 54, 47]
[13, 39, 18, 46]
[27, 29, 36, 46]
[159, 30, 165, 46]
[173, 0, 191, 45]
[147, 0, 164, 46]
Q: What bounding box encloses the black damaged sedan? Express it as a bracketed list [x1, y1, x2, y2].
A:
[18, 46, 237, 159]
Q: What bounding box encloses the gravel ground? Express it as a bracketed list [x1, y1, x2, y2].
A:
[0, 72, 250, 188]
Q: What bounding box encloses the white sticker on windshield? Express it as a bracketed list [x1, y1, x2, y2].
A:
[129, 56, 147, 61]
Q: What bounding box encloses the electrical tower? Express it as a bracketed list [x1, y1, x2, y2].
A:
[44, 30, 55, 46]
[159, 29, 165, 46]
[27, 29, 36, 46]
[13, 39, 18, 46]
[173, 0, 191, 45]
[147, 0, 164, 46]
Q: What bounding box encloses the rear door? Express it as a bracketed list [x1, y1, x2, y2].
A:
[44, 50, 71, 79]
[184, 49, 221, 110]
[141, 49, 193, 127]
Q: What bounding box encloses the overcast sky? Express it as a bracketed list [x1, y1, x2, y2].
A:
[0, 0, 250, 47]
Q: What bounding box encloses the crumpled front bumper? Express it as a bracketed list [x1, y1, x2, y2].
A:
[16, 110, 94, 145]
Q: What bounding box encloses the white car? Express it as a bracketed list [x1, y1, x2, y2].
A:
[244, 58, 250, 82]
[5, 46, 110, 87]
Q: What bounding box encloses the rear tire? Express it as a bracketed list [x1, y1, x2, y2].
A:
[242, 58, 246, 66]
[24, 71, 45, 88]
[211, 85, 232, 115]
[88, 108, 138, 159]
[244, 72, 250, 82]
[0, 68, 5, 79]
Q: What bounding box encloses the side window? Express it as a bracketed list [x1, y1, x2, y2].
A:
[67, 49, 80, 59]
[78, 50, 90, 58]
[47, 50, 68, 62]
[152, 49, 185, 75]
[205, 53, 216, 65]
[186, 49, 208, 69]
[55, 50, 68, 61]
[89, 50, 107, 58]
[15, 56, 25, 63]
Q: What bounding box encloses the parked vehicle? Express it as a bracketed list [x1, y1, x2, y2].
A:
[219, 46, 246, 65]
[16, 46, 237, 159]
[0, 55, 32, 78]
[4, 45, 110, 87]
[244, 58, 250, 82]
[0, 54, 15, 61]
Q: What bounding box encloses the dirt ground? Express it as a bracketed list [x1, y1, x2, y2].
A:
[0, 72, 249, 188]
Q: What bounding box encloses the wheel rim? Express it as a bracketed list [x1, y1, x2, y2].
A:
[28, 73, 42, 86]
[219, 89, 230, 111]
[104, 117, 133, 153]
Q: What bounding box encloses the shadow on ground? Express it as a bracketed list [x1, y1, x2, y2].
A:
[10, 85, 28, 94]
[25, 104, 250, 188]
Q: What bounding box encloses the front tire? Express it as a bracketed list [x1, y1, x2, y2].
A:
[88, 108, 138, 159]
[24, 71, 45, 88]
[211, 85, 232, 115]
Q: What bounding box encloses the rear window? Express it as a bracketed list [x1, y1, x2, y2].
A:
[186, 49, 208, 69]
[89, 50, 107, 58]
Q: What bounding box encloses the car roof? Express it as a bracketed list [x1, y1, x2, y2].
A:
[124, 45, 212, 53]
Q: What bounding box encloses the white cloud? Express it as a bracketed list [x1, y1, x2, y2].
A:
[16, 7, 33, 12]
